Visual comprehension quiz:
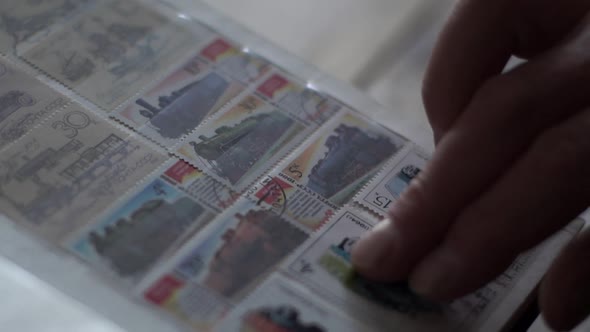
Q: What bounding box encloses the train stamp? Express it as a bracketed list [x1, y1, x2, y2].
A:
[23, 0, 207, 111]
[0, 105, 166, 241]
[66, 176, 217, 282]
[355, 145, 429, 217]
[136, 66, 245, 148]
[280, 111, 407, 206]
[114, 56, 213, 130]
[216, 274, 372, 332]
[0, 57, 69, 149]
[114, 37, 273, 149]
[175, 94, 309, 191]
[256, 72, 343, 128]
[0, 0, 94, 54]
[143, 199, 308, 328]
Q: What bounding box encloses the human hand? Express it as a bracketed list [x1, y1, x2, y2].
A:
[351, 0, 590, 330]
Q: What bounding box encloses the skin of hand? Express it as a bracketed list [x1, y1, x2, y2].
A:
[351, 0, 590, 330]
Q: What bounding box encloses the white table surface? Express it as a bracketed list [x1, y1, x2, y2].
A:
[0, 256, 125, 332]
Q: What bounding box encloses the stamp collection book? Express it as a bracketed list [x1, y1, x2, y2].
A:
[0, 1, 584, 331]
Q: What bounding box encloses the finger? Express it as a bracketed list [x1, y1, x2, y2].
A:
[540, 228, 590, 331]
[514, 0, 590, 57]
[352, 20, 590, 282]
[423, 0, 515, 141]
[423, 0, 590, 141]
[408, 108, 590, 300]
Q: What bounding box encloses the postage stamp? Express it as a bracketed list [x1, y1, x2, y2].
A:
[160, 159, 240, 213]
[215, 274, 372, 332]
[355, 144, 429, 217]
[245, 173, 338, 232]
[280, 111, 407, 206]
[200, 38, 272, 85]
[142, 197, 308, 308]
[0, 57, 69, 149]
[0, 0, 95, 54]
[23, 0, 209, 111]
[256, 72, 343, 128]
[143, 274, 231, 331]
[115, 52, 247, 148]
[66, 176, 218, 282]
[142, 199, 309, 328]
[113, 56, 213, 130]
[175, 94, 309, 191]
[0, 105, 167, 241]
[284, 207, 454, 329]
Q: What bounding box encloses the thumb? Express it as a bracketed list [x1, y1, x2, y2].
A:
[540, 227, 590, 331]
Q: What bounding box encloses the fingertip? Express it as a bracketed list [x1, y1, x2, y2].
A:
[539, 286, 584, 332]
[408, 247, 465, 301]
[351, 219, 405, 281]
[539, 230, 590, 332]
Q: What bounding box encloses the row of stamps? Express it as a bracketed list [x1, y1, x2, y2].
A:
[113, 37, 272, 148]
[171, 71, 348, 192]
[131, 198, 571, 332]
[230, 111, 409, 233]
[63, 158, 240, 283]
[21, 0, 215, 111]
[3, 0, 412, 201]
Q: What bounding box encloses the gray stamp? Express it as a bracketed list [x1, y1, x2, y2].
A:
[0, 57, 69, 149]
[0, 105, 166, 241]
[23, 0, 211, 111]
[0, 0, 95, 54]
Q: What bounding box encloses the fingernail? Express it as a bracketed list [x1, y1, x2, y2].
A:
[409, 247, 463, 300]
[352, 219, 398, 272]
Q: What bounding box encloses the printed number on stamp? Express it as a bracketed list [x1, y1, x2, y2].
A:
[175, 94, 309, 191]
[356, 145, 428, 217]
[116, 55, 245, 148]
[114, 38, 271, 149]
